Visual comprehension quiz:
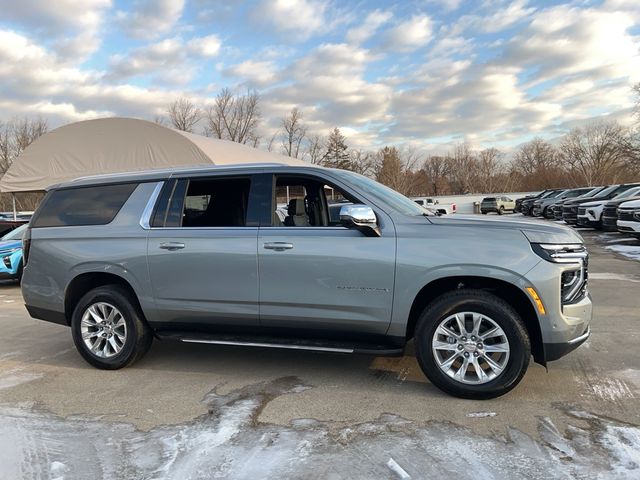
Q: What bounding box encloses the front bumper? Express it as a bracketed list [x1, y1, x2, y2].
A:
[576, 216, 600, 228]
[544, 326, 591, 361]
[522, 259, 592, 363]
[617, 220, 640, 235]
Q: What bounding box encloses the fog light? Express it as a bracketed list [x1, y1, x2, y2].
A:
[2, 256, 11, 268]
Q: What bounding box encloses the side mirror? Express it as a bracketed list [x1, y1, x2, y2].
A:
[339, 204, 380, 237]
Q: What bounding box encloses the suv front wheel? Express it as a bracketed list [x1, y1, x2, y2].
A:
[415, 289, 530, 399]
[71, 285, 153, 369]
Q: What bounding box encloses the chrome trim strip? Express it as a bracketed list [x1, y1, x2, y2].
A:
[568, 326, 591, 345]
[139, 182, 164, 230]
[181, 338, 354, 353]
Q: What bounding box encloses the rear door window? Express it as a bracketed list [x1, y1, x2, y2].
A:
[161, 176, 253, 228]
[31, 183, 137, 227]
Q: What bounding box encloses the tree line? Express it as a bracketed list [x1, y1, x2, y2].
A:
[1, 83, 639, 211]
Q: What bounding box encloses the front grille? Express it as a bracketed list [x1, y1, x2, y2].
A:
[602, 206, 617, 218]
[602, 216, 617, 226]
[618, 210, 635, 221]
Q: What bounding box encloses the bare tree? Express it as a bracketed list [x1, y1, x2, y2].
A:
[0, 121, 10, 175]
[349, 149, 376, 177]
[421, 155, 450, 196]
[305, 134, 325, 164]
[559, 121, 629, 186]
[167, 97, 202, 133]
[633, 82, 640, 124]
[374, 146, 422, 195]
[446, 143, 477, 194]
[476, 148, 503, 193]
[512, 137, 563, 190]
[204, 88, 261, 145]
[0, 116, 48, 174]
[280, 107, 307, 158]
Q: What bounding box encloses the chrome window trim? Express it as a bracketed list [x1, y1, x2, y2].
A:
[139, 182, 164, 230]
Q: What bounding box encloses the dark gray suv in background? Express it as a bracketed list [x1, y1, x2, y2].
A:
[21, 164, 592, 399]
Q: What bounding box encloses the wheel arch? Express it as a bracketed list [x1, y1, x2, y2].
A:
[405, 275, 545, 365]
[64, 272, 147, 326]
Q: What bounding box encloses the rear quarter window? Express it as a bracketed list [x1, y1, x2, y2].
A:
[31, 183, 138, 227]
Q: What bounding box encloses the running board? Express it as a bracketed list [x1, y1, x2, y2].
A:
[156, 331, 404, 356]
[181, 338, 354, 353]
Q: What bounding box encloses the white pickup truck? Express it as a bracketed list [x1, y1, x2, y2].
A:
[412, 197, 457, 215]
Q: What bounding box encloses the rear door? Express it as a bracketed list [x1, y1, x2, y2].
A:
[257, 173, 396, 336]
[146, 175, 260, 329]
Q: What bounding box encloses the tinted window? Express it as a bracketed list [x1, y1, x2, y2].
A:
[176, 177, 251, 227]
[32, 183, 137, 227]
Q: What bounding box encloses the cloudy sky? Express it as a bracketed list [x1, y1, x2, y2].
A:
[0, 0, 638, 151]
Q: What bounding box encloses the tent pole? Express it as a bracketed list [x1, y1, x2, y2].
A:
[12, 193, 17, 221]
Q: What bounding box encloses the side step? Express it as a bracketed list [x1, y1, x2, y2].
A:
[156, 332, 404, 356]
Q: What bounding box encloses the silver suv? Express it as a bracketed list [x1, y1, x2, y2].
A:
[21, 164, 592, 399]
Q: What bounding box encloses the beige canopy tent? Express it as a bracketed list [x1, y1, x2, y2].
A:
[0, 117, 306, 194]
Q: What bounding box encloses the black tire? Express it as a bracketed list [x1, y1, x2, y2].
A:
[414, 289, 530, 399]
[498, 206, 504, 215]
[71, 285, 153, 370]
[14, 261, 23, 284]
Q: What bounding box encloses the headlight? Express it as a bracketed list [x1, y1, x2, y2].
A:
[531, 243, 588, 304]
[634, 210, 640, 221]
[531, 243, 587, 264]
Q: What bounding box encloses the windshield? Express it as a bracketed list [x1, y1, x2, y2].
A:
[590, 185, 619, 199]
[576, 186, 604, 199]
[613, 186, 640, 200]
[540, 190, 561, 199]
[333, 170, 429, 216]
[1, 223, 27, 241]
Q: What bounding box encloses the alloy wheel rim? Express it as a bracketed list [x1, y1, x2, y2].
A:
[432, 311, 510, 385]
[80, 302, 127, 358]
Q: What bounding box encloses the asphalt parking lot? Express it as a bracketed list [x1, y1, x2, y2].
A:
[0, 229, 639, 479]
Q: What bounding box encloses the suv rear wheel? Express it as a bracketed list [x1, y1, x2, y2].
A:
[71, 285, 153, 369]
[414, 289, 530, 399]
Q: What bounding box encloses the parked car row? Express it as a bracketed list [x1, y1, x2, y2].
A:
[517, 183, 640, 237]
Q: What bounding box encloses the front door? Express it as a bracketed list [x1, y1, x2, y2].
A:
[258, 174, 396, 336]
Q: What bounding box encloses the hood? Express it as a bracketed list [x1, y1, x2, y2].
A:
[564, 195, 608, 207]
[605, 195, 640, 208]
[580, 199, 607, 207]
[427, 214, 583, 244]
[0, 239, 22, 253]
[619, 199, 640, 209]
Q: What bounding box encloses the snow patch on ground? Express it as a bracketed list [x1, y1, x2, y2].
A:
[0, 378, 639, 479]
[0, 371, 43, 390]
[606, 244, 640, 261]
[589, 273, 640, 283]
[466, 412, 497, 418]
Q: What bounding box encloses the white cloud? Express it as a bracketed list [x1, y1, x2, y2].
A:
[346, 9, 393, 44]
[107, 35, 221, 84]
[187, 35, 222, 57]
[223, 60, 278, 86]
[0, 0, 111, 59]
[381, 15, 433, 52]
[251, 0, 329, 40]
[118, 0, 185, 40]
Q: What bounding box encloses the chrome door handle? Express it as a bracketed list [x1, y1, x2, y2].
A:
[159, 242, 185, 251]
[263, 242, 293, 251]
